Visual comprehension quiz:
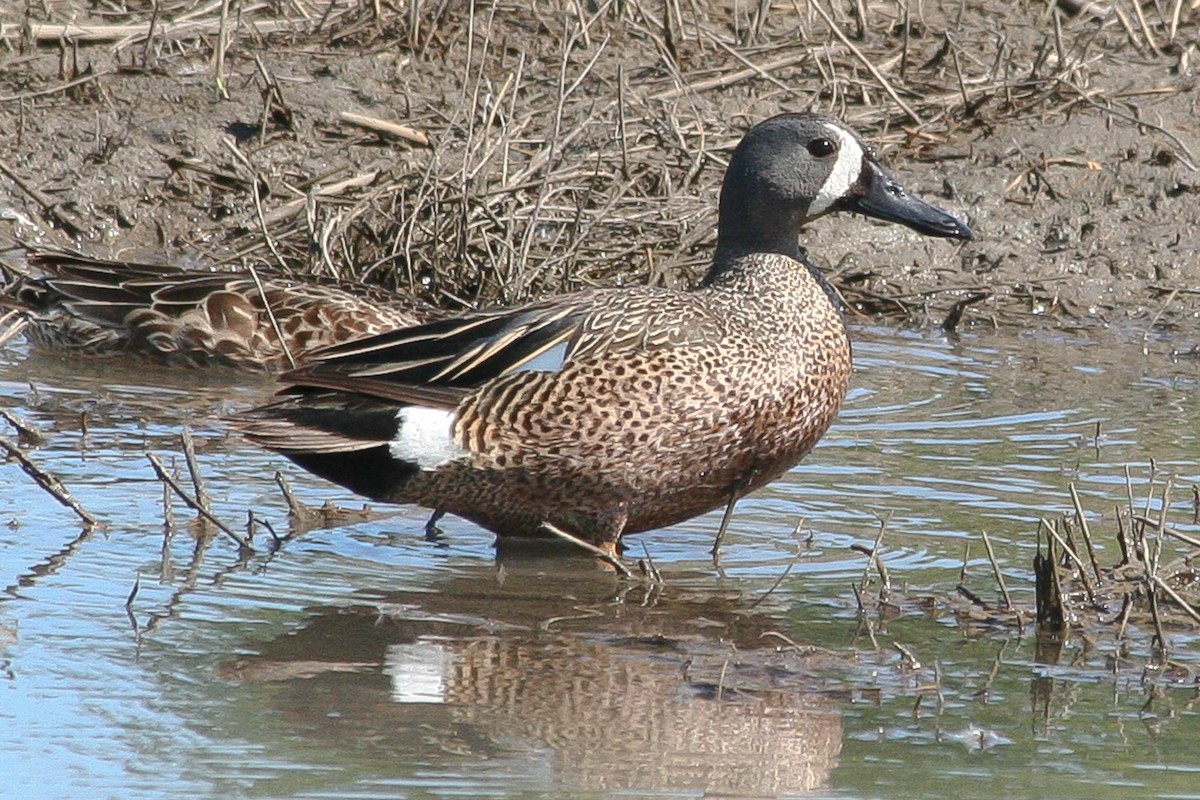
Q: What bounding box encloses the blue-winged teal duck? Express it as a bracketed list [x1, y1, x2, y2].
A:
[236, 113, 971, 552]
[1, 252, 437, 370]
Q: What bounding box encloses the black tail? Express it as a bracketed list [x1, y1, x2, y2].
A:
[235, 391, 421, 503]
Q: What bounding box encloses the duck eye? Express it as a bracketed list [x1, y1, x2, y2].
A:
[807, 137, 837, 157]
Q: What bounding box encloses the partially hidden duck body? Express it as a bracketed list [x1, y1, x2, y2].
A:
[2, 252, 437, 370]
[238, 113, 973, 553]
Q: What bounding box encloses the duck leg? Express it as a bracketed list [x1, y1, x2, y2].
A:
[710, 479, 749, 563]
[423, 508, 445, 541]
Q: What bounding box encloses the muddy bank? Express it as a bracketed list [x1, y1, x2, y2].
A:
[1, 1, 1197, 331]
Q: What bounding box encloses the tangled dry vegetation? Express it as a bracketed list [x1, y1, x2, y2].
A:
[843, 466, 1200, 676]
[1, 0, 1197, 326]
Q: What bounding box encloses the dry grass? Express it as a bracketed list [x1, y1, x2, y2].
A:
[1, 0, 1195, 318]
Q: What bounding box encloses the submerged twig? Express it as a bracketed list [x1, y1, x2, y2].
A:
[749, 559, 796, 610]
[0, 435, 99, 528]
[0, 409, 48, 446]
[540, 521, 633, 578]
[146, 453, 252, 552]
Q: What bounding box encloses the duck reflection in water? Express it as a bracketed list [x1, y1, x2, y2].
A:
[216, 559, 842, 796]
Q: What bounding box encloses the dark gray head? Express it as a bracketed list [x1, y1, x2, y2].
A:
[717, 113, 973, 257]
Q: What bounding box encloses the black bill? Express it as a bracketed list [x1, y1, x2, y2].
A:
[842, 160, 974, 241]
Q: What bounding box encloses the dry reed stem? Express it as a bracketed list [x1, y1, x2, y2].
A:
[807, 0, 923, 124]
[340, 113, 431, 147]
[0, 312, 28, 350]
[1040, 516, 1096, 604]
[1151, 575, 1200, 626]
[261, 171, 380, 225]
[0, 69, 112, 103]
[179, 427, 210, 514]
[247, 265, 296, 369]
[1068, 483, 1103, 586]
[0, 15, 305, 44]
[1131, 515, 1200, 550]
[979, 530, 1013, 609]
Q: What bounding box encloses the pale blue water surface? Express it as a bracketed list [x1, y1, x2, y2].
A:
[1, 323, 1199, 799]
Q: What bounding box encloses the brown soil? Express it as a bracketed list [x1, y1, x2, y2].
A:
[1, 0, 1198, 332]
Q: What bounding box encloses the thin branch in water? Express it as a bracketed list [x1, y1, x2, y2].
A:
[638, 541, 663, 585]
[0, 408, 48, 446]
[146, 453, 252, 552]
[857, 511, 892, 593]
[125, 572, 140, 609]
[180, 427, 211, 514]
[750, 559, 796, 610]
[0, 435, 99, 528]
[540, 521, 632, 579]
[1040, 516, 1096, 605]
[979, 529, 1012, 609]
[1151, 574, 1200, 627]
[1068, 483, 1103, 586]
[894, 641, 922, 670]
[1132, 514, 1200, 550]
[850, 581, 866, 614]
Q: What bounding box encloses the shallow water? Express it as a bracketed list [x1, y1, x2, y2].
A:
[2, 323, 1199, 800]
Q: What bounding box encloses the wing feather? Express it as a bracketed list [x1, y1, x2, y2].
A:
[286, 298, 592, 393]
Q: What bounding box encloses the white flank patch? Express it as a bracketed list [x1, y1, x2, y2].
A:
[807, 125, 866, 216]
[511, 339, 569, 374]
[389, 406, 464, 470]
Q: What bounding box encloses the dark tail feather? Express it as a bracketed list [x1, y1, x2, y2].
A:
[281, 447, 420, 503]
[235, 391, 420, 502]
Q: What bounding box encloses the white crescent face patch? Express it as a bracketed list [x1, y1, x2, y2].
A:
[806, 125, 867, 217]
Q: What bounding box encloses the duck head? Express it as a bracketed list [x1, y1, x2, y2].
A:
[717, 113, 973, 257]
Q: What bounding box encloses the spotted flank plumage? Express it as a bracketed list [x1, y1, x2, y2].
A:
[1, 251, 437, 370]
[234, 112, 973, 549]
